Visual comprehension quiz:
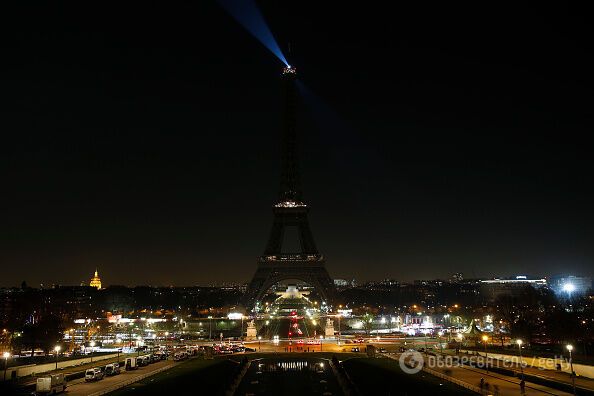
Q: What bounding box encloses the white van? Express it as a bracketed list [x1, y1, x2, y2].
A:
[85, 367, 104, 381]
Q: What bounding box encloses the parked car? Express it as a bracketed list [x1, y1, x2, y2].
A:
[105, 363, 120, 376]
[137, 356, 149, 366]
[85, 368, 104, 382]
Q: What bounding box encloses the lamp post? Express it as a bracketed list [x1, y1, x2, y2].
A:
[241, 315, 244, 341]
[116, 337, 122, 362]
[516, 339, 525, 382]
[567, 345, 576, 396]
[208, 316, 213, 340]
[54, 346, 61, 370]
[338, 314, 342, 345]
[90, 341, 95, 363]
[456, 333, 463, 353]
[3, 352, 10, 381]
[437, 331, 444, 354]
[258, 336, 262, 351]
[320, 336, 323, 352]
[482, 335, 489, 372]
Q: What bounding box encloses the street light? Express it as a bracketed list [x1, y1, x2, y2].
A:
[337, 314, 342, 345]
[3, 352, 10, 381]
[456, 333, 463, 353]
[516, 339, 524, 382]
[208, 316, 213, 340]
[567, 344, 576, 396]
[90, 341, 95, 363]
[54, 346, 61, 370]
[482, 335, 489, 372]
[437, 331, 444, 353]
[258, 336, 262, 351]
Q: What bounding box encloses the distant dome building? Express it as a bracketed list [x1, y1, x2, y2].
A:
[89, 269, 102, 289]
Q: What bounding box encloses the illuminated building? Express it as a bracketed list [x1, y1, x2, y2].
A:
[550, 275, 592, 296]
[89, 269, 102, 290]
[480, 275, 546, 301]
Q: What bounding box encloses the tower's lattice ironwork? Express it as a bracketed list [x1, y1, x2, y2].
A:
[244, 66, 336, 309]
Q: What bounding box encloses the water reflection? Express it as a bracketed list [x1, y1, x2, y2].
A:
[258, 360, 322, 372]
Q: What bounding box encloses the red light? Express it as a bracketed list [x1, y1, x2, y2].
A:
[288, 332, 292, 336]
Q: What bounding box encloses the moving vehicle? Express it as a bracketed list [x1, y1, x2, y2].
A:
[105, 362, 120, 376]
[351, 347, 360, 352]
[36, 374, 66, 394]
[125, 357, 138, 370]
[84, 368, 104, 382]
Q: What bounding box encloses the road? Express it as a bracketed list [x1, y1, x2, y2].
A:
[65, 359, 177, 396]
[19, 354, 135, 389]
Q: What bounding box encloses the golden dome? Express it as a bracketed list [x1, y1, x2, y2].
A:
[90, 269, 102, 289]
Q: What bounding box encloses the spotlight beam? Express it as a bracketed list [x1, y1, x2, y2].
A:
[219, 0, 288, 66]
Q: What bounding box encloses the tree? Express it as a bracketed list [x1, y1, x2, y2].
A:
[362, 313, 374, 336]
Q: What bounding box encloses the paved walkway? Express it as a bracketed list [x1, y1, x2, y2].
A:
[388, 353, 573, 396]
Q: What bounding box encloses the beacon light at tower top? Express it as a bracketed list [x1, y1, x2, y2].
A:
[283, 65, 297, 76]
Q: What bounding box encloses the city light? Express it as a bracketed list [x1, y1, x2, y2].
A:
[563, 283, 576, 293]
[566, 344, 573, 352]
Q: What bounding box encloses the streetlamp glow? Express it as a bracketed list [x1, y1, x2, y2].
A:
[516, 339, 524, 382]
[90, 341, 96, 363]
[54, 346, 61, 369]
[3, 352, 10, 381]
[566, 344, 576, 395]
[481, 335, 489, 372]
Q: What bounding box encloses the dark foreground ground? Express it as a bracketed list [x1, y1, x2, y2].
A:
[109, 353, 475, 396]
[1, 353, 475, 395]
[109, 358, 238, 396]
[342, 357, 476, 396]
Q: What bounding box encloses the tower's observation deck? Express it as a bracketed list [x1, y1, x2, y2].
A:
[282, 65, 297, 76]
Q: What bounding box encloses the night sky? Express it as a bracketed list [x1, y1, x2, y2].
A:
[1, 3, 592, 287]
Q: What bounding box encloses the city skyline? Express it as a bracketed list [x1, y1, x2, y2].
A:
[2, 3, 593, 287]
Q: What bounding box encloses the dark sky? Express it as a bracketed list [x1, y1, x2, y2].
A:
[1, 3, 592, 287]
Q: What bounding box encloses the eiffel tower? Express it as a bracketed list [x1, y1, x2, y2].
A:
[244, 65, 335, 310]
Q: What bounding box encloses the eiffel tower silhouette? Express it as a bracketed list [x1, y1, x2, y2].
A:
[244, 66, 335, 310]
